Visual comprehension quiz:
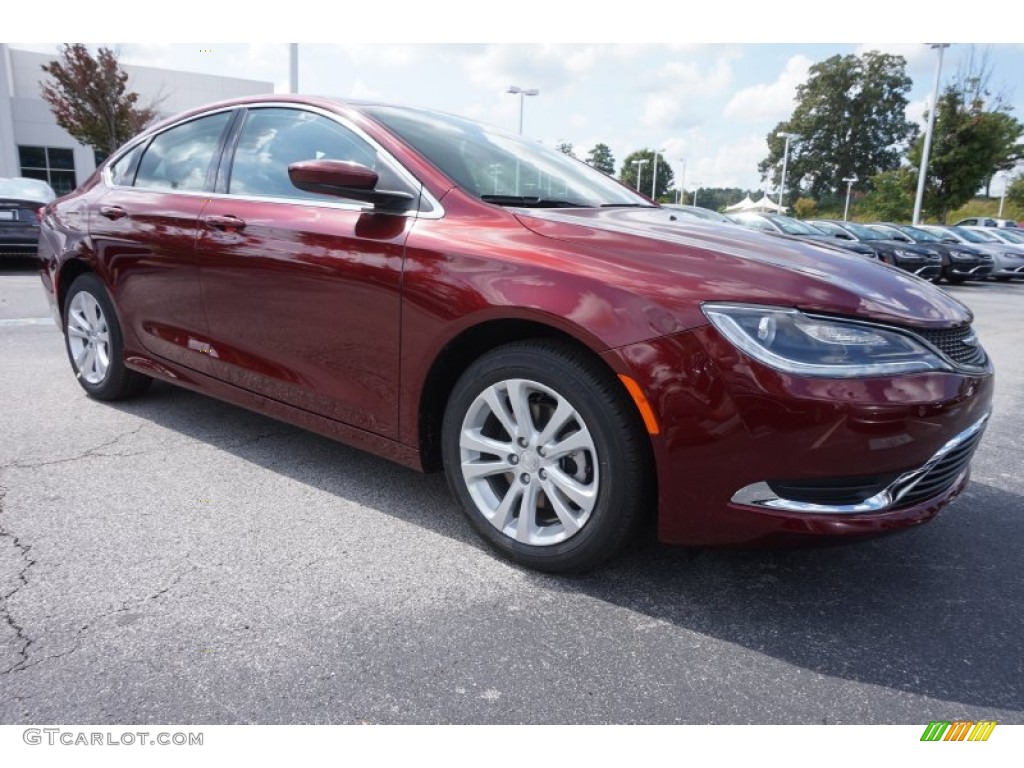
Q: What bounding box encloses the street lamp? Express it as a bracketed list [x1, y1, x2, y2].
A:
[678, 158, 686, 204]
[506, 86, 539, 135]
[651, 148, 665, 200]
[777, 131, 798, 212]
[693, 182, 702, 208]
[913, 44, 950, 225]
[632, 159, 649, 192]
[289, 44, 299, 93]
[998, 172, 1008, 217]
[842, 176, 857, 221]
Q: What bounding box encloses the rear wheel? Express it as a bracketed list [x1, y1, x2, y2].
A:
[442, 340, 653, 573]
[63, 273, 151, 400]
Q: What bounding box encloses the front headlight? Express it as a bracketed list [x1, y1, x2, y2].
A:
[950, 250, 973, 261]
[893, 249, 915, 258]
[702, 304, 950, 377]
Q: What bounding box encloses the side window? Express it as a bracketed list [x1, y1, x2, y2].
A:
[135, 112, 231, 192]
[227, 108, 413, 202]
[108, 144, 143, 186]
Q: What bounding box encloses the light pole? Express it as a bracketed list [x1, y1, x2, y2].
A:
[998, 172, 1007, 217]
[693, 183, 701, 208]
[913, 44, 950, 225]
[777, 132, 798, 213]
[842, 176, 857, 221]
[506, 86, 539, 135]
[678, 158, 686, 204]
[289, 43, 298, 93]
[632, 159, 649, 192]
[651, 148, 665, 200]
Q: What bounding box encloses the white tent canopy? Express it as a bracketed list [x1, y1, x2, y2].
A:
[724, 195, 788, 214]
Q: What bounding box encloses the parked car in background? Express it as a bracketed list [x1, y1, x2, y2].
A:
[730, 211, 882, 261]
[966, 226, 1024, 247]
[952, 216, 1019, 229]
[866, 222, 991, 284]
[810, 220, 943, 281]
[960, 226, 1024, 280]
[662, 204, 735, 224]
[0, 177, 56, 258]
[919, 225, 1021, 282]
[38, 96, 994, 572]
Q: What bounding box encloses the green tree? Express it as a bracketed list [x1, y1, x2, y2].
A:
[555, 141, 575, 157]
[759, 51, 916, 205]
[585, 143, 615, 175]
[1007, 176, 1024, 209]
[908, 80, 1024, 222]
[860, 169, 915, 222]
[40, 44, 160, 155]
[619, 149, 674, 200]
[792, 198, 817, 220]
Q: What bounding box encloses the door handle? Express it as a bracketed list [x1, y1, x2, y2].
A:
[99, 205, 127, 220]
[204, 214, 246, 232]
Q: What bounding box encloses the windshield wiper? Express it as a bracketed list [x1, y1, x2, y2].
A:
[480, 195, 588, 208]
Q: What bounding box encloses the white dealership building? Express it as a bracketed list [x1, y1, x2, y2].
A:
[0, 44, 273, 194]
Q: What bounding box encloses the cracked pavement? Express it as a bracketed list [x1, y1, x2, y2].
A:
[0, 264, 1022, 724]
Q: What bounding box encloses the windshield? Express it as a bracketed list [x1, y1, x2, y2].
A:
[0, 177, 56, 204]
[950, 226, 996, 244]
[363, 105, 653, 208]
[841, 222, 884, 240]
[770, 216, 822, 236]
[898, 225, 941, 242]
[870, 224, 905, 240]
[997, 229, 1024, 244]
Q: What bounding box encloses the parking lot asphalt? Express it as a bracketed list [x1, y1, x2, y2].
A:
[1, 259, 1021, 724]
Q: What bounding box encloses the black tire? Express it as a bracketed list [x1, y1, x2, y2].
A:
[441, 339, 653, 573]
[947, 274, 966, 284]
[63, 273, 151, 401]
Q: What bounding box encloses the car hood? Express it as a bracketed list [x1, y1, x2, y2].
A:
[512, 207, 971, 330]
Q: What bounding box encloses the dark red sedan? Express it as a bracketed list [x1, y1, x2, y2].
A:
[38, 96, 993, 572]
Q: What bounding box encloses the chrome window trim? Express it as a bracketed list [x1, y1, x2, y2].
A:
[101, 101, 444, 220]
[730, 411, 990, 514]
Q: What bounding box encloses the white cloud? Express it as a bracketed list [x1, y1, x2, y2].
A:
[723, 54, 811, 122]
[906, 97, 929, 129]
[640, 54, 735, 132]
[461, 44, 602, 92]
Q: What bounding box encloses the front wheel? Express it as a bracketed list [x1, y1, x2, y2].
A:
[442, 340, 653, 573]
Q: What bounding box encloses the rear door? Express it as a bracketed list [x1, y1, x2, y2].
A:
[89, 110, 234, 371]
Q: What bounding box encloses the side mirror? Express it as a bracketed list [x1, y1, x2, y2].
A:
[835, 232, 853, 240]
[288, 159, 416, 212]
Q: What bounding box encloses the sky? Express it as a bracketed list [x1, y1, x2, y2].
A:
[9, 3, 1024, 197]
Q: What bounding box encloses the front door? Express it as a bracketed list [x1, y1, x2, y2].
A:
[196, 107, 418, 437]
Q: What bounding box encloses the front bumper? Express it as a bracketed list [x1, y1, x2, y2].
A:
[606, 325, 994, 547]
[730, 411, 988, 513]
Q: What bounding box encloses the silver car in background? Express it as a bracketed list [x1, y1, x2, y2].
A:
[926, 225, 1024, 281]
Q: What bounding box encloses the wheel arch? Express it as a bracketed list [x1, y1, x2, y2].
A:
[56, 259, 96, 323]
[416, 315, 652, 476]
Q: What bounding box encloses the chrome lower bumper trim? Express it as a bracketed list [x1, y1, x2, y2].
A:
[730, 411, 990, 514]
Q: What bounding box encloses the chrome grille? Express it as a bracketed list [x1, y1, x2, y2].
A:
[915, 325, 987, 368]
[894, 424, 986, 507]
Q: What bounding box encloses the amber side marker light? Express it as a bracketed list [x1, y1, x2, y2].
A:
[618, 374, 660, 435]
